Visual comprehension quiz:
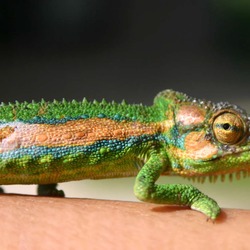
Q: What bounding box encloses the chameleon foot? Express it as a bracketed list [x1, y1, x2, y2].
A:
[37, 184, 65, 197]
[191, 196, 220, 220]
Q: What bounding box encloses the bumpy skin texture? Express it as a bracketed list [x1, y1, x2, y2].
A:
[0, 90, 250, 219]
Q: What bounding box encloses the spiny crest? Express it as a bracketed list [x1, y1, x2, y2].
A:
[154, 89, 214, 111]
[0, 97, 159, 123]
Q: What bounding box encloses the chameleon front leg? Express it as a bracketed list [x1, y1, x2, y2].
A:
[134, 150, 220, 220]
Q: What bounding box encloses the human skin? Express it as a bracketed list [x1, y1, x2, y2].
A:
[0, 195, 249, 249]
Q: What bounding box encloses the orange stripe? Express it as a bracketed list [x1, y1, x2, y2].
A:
[0, 119, 162, 151]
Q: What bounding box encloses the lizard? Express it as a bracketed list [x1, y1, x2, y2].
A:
[0, 89, 249, 220]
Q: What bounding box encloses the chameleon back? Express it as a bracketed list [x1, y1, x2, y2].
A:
[0, 97, 164, 184]
[0, 90, 250, 184]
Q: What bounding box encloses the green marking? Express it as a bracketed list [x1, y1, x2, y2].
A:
[99, 147, 110, 154]
[39, 155, 54, 165]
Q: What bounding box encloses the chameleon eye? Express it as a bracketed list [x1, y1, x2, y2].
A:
[212, 111, 246, 145]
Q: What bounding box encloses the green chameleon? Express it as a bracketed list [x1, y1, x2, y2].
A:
[0, 89, 249, 219]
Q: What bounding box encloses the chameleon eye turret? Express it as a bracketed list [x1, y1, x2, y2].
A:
[212, 110, 247, 145]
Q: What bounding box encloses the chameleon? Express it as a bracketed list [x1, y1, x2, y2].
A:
[0, 89, 249, 220]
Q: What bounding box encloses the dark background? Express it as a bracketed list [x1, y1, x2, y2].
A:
[0, 1, 250, 105]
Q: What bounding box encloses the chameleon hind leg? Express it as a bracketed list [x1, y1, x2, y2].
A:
[133, 149, 220, 220]
[37, 183, 65, 197]
[0, 185, 64, 196]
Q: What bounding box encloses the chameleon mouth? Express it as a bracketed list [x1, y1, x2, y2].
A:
[180, 146, 250, 183]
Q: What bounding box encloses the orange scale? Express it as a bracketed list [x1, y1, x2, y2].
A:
[36, 134, 49, 143]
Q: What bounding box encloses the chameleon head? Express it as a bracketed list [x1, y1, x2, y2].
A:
[154, 90, 250, 178]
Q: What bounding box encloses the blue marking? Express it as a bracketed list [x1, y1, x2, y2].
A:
[168, 125, 185, 149]
[172, 162, 181, 169]
[97, 113, 106, 118]
[10, 113, 132, 125]
[113, 114, 121, 120]
[81, 114, 89, 119]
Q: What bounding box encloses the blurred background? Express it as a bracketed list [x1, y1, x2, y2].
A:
[0, 1, 250, 209]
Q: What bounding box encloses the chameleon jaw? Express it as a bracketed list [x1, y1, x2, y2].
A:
[183, 170, 250, 183]
[173, 144, 250, 183]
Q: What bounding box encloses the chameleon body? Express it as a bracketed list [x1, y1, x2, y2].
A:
[0, 90, 250, 219]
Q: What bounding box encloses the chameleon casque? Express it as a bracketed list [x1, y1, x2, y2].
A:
[0, 89, 249, 219]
